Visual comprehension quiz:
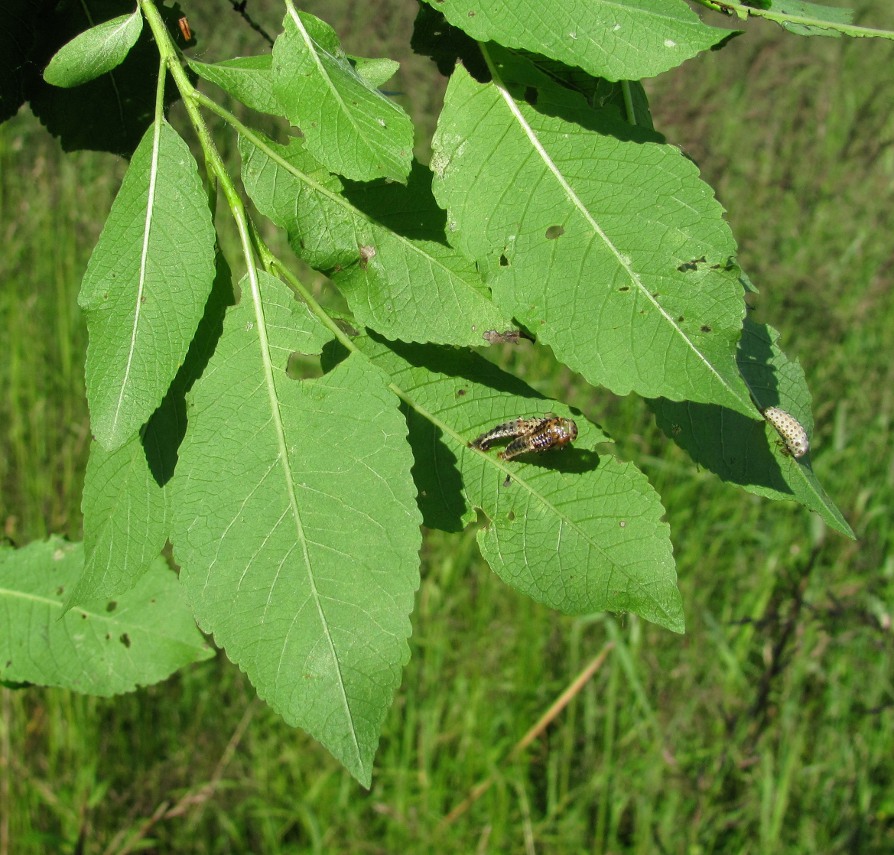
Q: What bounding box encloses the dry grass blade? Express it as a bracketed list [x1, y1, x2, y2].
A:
[440, 643, 615, 827]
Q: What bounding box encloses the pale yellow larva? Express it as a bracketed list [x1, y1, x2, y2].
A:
[763, 406, 809, 459]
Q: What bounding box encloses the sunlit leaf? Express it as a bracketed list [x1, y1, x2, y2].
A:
[240, 133, 514, 346]
[357, 336, 683, 633]
[271, 8, 413, 181]
[651, 319, 854, 537]
[79, 120, 216, 451]
[43, 10, 142, 88]
[170, 272, 422, 786]
[421, 0, 734, 81]
[0, 538, 212, 695]
[431, 57, 756, 417]
[189, 54, 282, 116]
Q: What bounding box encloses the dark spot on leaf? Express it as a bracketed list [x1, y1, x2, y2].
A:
[677, 316, 685, 323]
[701, 324, 712, 333]
[677, 255, 706, 272]
[499, 254, 509, 267]
[120, 633, 131, 648]
[456, 388, 467, 397]
[335, 317, 359, 337]
[507, 510, 515, 520]
[524, 86, 538, 105]
[56, 586, 64, 596]
[671, 424, 682, 436]
[106, 601, 117, 612]
[358, 244, 376, 269]
[545, 225, 564, 240]
[140, 295, 146, 304]
[468, 9, 476, 16]
[483, 329, 520, 344]
[618, 286, 630, 292]
[105, 633, 111, 640]
[81, 613, 88, 619]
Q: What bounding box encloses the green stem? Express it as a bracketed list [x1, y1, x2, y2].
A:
[255, 242, 479, 457]
[137, 0, 515, 466]
[138, 0, 233, 214]
[692, 0, 894, 40]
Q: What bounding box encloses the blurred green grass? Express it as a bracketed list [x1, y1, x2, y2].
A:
[2, 1, 893, 853]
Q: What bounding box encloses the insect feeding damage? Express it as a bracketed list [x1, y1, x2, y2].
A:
[470, 415, 578, 461]
[763, 406, 809, 458]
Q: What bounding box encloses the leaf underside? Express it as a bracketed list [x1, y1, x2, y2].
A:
[43, 11, 143, 88]
[272, 8, 413, 182]
[431, 59, 756, 418]
[79, 120, 216, 451]
[424, 0, 735, 81]
[358, 336, 684, 634]
[170, 273, 422, 786]
[0, 538, 212, 696]
[651, 319, 853, 538]
[239, 133, 514, 346]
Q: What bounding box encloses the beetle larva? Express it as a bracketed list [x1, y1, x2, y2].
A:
[763, 406, 809, 458]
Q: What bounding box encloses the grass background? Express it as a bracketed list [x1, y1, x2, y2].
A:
[2, 1, 893, 852]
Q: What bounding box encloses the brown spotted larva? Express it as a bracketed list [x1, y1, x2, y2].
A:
[763, 406, 809, 458]
[470, 415, 578, 461]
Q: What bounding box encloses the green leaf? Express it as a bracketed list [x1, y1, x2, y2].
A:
[771, 1, 853, 37]
[358, 337, 683, 634]
[78, 120, 216, 451]
[239, 133, 515, 346]
[421, 0, 735, 81]
[350, 56, 400, 89]
[651, 320, 854, 538]
[66, 387, 184, 608]
[189, 54, 283, 116]
[271, 7, 413, 182]
[68, 436, 166, 607]
[28, 3, 186, 157]
[0, 538, 212, 695]
[43, 10, 142, 88]
[431, 58, 755, 418]
[170, 272, 422, 786]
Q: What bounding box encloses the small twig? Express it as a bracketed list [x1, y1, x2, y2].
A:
[228, 0, 275, 47]
[440, 643, 614, 827]
[693, 0, 894, 40]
